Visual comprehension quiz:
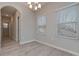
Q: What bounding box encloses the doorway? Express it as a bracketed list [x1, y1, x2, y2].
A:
[1, 6, 20, 47]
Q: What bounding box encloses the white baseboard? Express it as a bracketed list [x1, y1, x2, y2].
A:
[20, 40, 35, 45]
[19, 39, 79, 56]
[35, 40, 79, 56]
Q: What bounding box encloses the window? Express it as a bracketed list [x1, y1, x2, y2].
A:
[57, 5, 78, 39]
[37, 16, 47, 33]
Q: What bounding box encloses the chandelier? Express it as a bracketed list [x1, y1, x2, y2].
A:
[27, 2, 41, 11]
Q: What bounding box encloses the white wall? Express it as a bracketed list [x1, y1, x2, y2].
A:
[15, 11, 20, 42]
[36, 2, 79, 55]
[0, 2, 36, 45]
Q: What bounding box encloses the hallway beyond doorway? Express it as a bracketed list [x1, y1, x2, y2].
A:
[1, 6, 20, 47]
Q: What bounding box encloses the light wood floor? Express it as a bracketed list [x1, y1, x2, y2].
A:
[0, 39, 74, 56]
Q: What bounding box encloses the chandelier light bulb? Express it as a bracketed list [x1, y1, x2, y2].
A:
[35, 6, 37, 10]
[38, 4, 41, 8]
[29, 4, 32, 9]
[27, 2, 41, 11]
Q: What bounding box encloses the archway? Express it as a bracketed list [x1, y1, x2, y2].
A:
[1, 6, 20, 47]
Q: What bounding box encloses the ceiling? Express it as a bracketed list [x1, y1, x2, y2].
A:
[1, 6, 17, 17]
[1, 2, 47, 16]
[39, 2, 47, 7]
[1, 2, 73, 16]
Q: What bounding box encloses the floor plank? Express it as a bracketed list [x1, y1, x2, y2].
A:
[0, 40, 74, 56]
